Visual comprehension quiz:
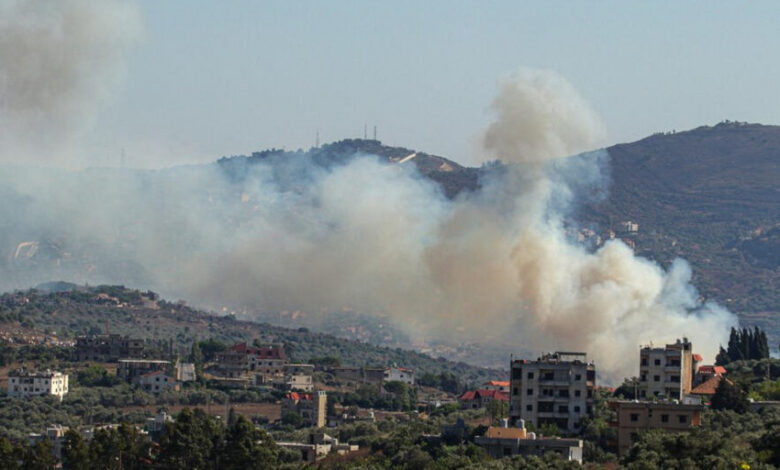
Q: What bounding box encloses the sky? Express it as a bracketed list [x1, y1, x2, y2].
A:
[62, 1, 780, 167]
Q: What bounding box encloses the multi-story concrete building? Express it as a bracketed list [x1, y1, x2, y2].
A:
[384, 367, 415, 385]
[509, 352, 595, 434]
[7, 369, 69, 401]
[215, 342, 287, 378]
[283, 364, 315, 392]
[75, 334, 144, 362]
[609, 400, 704, 456]
[638, 338, 698, 400]
[134, 370, 179, 394]
[118, 359, 170, 382]
[282, 391, 327, 428]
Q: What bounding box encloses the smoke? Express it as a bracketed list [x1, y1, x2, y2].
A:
[0, 0, 142, 164]
[0, 66, 736, 383]
[483, 68, 607, 165]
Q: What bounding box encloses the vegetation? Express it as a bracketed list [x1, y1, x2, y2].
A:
[716, 326, 770, 364]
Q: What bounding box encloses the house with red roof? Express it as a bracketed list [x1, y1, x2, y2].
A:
[282, 391, 327, 428]
[215, 342, 287, 378]
[459, 389, 509, 409]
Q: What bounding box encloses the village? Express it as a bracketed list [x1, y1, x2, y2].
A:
[3, 322, 777, 467]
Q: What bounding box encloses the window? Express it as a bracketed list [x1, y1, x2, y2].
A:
[640, 374, 647, 382]
[574, 406, 581, 412]
[527, 372, 534, 379]
[558, 389, 569, 398]
[661, 414, 669, 423]
[575, 374, 581, 381]
[526, 405, 533, 412]
[630, 432, 639, 443]
[513, 387, 519, 396]
[512, 368, 523, 380]
[641, 358, 648, 366]
[558, 405, 568, 413]
[527, 388, 533, 396]
[654, 375, 660, 382]
[654, 359, 661, 365]
[630, 413, 639, 422]
[678, 415, 687, 424]
[574, 390, 581, 397]
[670, 375, 680, 383]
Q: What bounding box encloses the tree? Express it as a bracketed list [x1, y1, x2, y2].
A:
[281, 411, 303, 428]
[61, 429, 91, 470]
[0, 437, 21, 470]
[486, 399, 508, 422]
[220, 416, 277, 470]
[710, 378, 748, 413]
[22, 439, 56, 470]
[157, 408, 223, 470]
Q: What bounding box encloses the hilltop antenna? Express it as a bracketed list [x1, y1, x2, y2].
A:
[315, 130, 320, 148]
[373, 125, 377, 141]
[364, 123, 367, 139]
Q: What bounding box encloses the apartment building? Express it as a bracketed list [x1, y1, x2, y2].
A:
[7, 369, 69, 401]
[638, 338, 698, 400]
[215, 342, 287, 378]
[609, 400, 704, 456]
[509, 352, 595, 434]
[282, 391, 327, 428]
[75, 334, 144, 362]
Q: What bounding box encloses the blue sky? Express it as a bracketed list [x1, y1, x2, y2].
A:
[91, 1, 780, 167]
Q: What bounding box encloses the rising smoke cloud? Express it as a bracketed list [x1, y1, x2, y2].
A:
[0, 0, 142, 164]
[0, 4, 736, 383]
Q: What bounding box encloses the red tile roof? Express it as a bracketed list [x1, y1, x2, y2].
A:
[690, 375, 732, 396]
[692, 354, 703, 362]
[140, 370, 165, 378]
[697, 365, 727, 375]
[285, 392, 314, 401]
[459, 389, 509, 402]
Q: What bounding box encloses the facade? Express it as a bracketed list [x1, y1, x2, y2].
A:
[75, 334, 144, 362]
[282, 391, 327, 428]
[118, 359, 170, 382]
[215, 342, 287, 378]
[609, 400, 704, 456]
[638, 338, 697, 400]
[475, 422, 583, 463]
[509, 352, 595, 434]
[283, 364, 315, 391]
[384, 367, 415, 385]
[459, 389, 509, 409]
[134, 370, 179, 394]
[7, 369, 69, 401]
[277, 433, 359, 464]
[176, 362, 196, 382]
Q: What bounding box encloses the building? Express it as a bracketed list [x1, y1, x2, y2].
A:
[384, 367, 415, 385]
[215, 342, 287, 379]
[176, 362, 196, 382]
[134, 370, 179, 394]
[509, 352, 595, 434]
[609, 400, 704, 456]
[28, 425, 69, 459]
[283, 364, 315, 391]
[459, 389, 509, 410]
[483, 380, 510, 392]
[694, 364, 726, 386]
[118, 359, 170, 382]
[638, 338, 698, 400]
[276, 432, 359, 464]
[282, 391, 327, 428]
[7, 369, 69, 401]
[475, 420, 583, 463]
[75, 334, 144, 362]
[689, 375, 731, 402]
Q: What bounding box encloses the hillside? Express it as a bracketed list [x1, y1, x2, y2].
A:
[587, 122, 779, 341]
[0, 285, 501, 386]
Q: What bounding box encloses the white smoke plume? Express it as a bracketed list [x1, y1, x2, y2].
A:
[0, 0, 142, 164]
[0, 61, 737, 382]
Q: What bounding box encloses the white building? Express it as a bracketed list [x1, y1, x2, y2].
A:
[7, 369, 69, 401]
[384, 367, 414, 385]
[176, 362, 196, 382]
[134, 370, 179, 394]
[509, 352, 595, 434]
